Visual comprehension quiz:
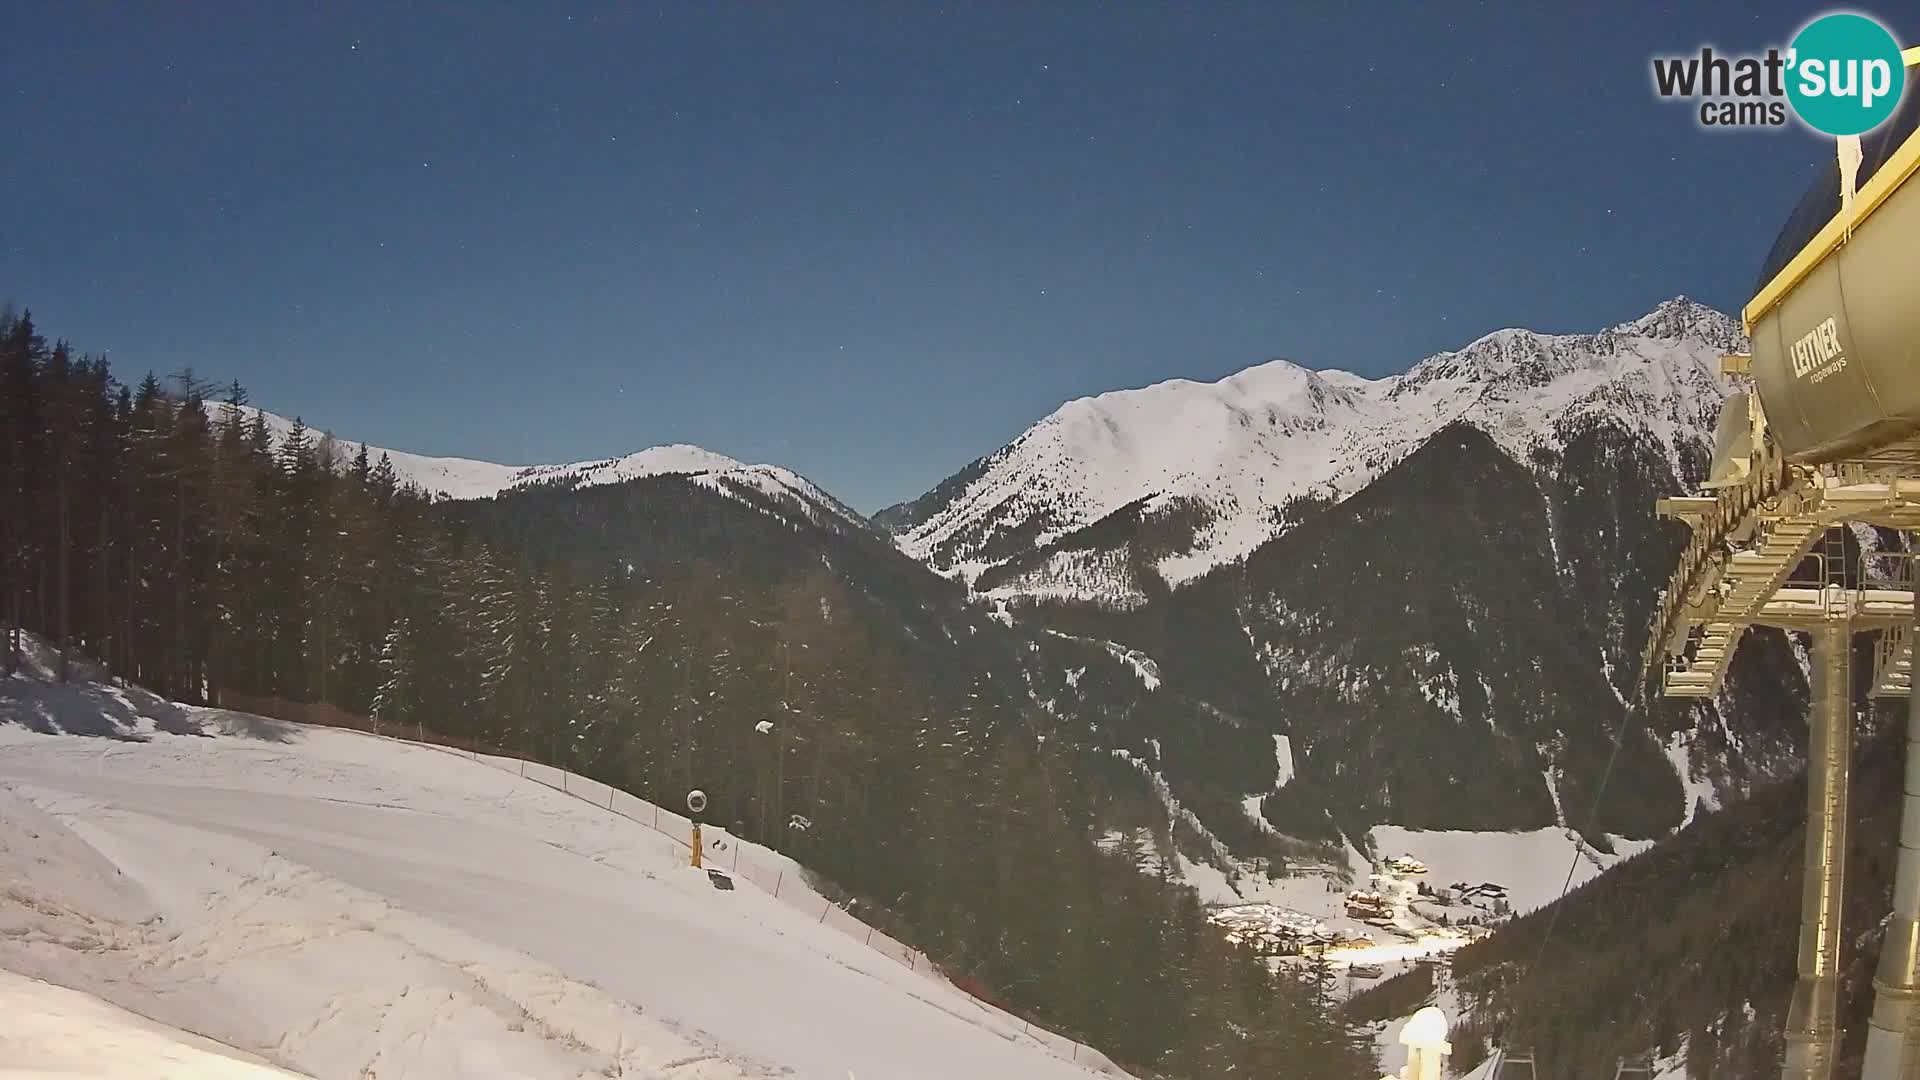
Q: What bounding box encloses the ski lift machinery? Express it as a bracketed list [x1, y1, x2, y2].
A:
[1639, 46, 1920, 1080]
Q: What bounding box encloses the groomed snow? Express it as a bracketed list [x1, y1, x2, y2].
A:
[0, 968, 312, 1078]
[0, 719, 1115, 1080]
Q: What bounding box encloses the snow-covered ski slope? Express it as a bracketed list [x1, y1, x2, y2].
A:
[0, 968, 313, 1079]
[0, 707, 1122, 1079]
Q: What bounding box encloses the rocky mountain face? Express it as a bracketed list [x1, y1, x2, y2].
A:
[884, 297, 1745, 609]
[1069, 419, 1808, 846]
[880, 298, 1811, 855]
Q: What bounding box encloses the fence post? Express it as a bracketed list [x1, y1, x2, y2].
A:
[865, 927, 873, 946]
[774, 869, 783, 897]
[819, 901, 830, 924]
[608, 785, 616, 810]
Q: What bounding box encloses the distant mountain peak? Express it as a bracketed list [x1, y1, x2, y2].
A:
[209, 404, 867, 532]
[890, 299, 1741, 604]
[1611, 295, 1745, 349]
[510, 443, 748, 487]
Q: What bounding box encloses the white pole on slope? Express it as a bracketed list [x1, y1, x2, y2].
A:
[1380, 1007, 1451, 1080]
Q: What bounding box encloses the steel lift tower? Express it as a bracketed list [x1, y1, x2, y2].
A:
[1643, 48, 1920, 1080]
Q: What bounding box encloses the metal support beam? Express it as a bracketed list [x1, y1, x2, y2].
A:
[1488, 1049, 1536, 1080]
[1865, 596, 1920, 1079]
[1784, 624, 1854, 1080]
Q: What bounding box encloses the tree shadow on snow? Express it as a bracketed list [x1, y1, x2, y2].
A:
[4, 632, 299, 744]
[0, 672, 221, 741]
[189, 707, 301, 744]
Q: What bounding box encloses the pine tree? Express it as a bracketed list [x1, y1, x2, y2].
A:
[0, 310, 47, 670]
[205, 384, 254, 698]
[371, 616, 414, 736]
[270, 417, 317, 697]
[448, 544, 514, 743]
[120, 373, 170, 688]
[78, 359, 125, 670]
[564, 570, 619, 762]
[38, 342, 93, 680]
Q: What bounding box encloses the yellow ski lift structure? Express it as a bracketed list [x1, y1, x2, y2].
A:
[1641, 47, 1920, 1080]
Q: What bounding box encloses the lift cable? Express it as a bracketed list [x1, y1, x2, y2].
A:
[1523, 696, 1642, 987]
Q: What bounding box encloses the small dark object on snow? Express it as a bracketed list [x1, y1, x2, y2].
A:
[707, 870, 735, 891]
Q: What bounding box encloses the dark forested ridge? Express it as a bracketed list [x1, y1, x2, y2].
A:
[1448, 688, 1904, 1080]
[1002, 418, 1812, 847]
[0, 308, 1379, 1079]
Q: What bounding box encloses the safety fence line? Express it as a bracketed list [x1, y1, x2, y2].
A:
[328, 723, 1134, 1078]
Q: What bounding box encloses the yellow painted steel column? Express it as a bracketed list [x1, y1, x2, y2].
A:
[691, 822, 703, 869]
[1784, 624, 1853, 1080]
[1865, 617, 1920, 1078]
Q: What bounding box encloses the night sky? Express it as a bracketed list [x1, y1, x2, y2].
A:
[8, 4, 1911, 511]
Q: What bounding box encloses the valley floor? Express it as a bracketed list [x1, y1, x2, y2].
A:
[0, 705, 1111, 1079]
[1181, 821, 1648, 991]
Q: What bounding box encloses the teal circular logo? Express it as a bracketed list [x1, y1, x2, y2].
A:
[1786, 13, 1906, 136]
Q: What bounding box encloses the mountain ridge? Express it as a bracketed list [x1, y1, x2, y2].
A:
[886, 296, 1742, 606]
[212, 404, 870, 534]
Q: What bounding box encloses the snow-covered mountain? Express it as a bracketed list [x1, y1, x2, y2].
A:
[214, 405, 868, 533]
[899, 292, 1806, 867]
[883, 297, 1744, 604]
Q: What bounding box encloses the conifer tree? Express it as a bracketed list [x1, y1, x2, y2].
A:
[0, 311, 47, 669]
[371, 616, 415, 735]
